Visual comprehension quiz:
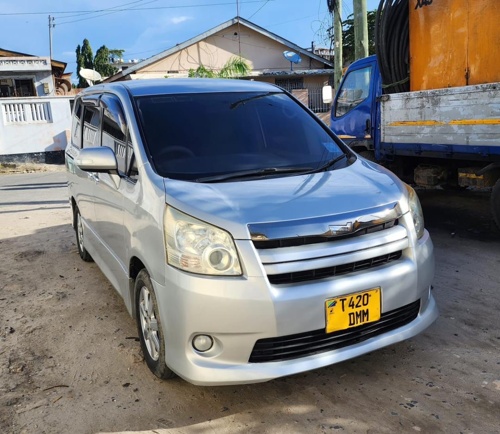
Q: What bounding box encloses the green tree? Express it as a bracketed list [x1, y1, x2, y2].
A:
[188, 57, 250, 78]
[108, 49, 125, 63]
[76, 39, 94, 88]
[94, 45, 117, 79]
[75, 40, 124, 87]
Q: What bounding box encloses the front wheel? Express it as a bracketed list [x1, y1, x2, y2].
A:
[135, 270, 176, 380]
[491, 179, 500, 229]
[75, 208, 92, 262]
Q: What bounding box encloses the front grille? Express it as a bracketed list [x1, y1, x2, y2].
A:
[268, 251, 402, 285]
[249, 299, 420, 363]
[252, 219, 398, 249]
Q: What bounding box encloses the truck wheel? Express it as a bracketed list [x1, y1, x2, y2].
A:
[135, 269, 176, 380]
[491, 179, 500, 229]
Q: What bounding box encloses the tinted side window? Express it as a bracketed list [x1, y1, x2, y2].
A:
[101, 94, 128, 174]
[82, 105, 101, 148]
[72, 98, 83, 148]
[335, 66, 372, 117]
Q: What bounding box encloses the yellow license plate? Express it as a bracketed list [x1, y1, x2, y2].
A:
[325, 288, 381, 333]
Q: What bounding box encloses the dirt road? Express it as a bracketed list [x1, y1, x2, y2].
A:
[1, 170, 499, 434]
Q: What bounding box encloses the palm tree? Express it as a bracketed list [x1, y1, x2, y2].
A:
[188, 57, 251, 78]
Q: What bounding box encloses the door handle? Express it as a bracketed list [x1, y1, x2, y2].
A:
[87, 172, 99, 183]
[365, 119, 371, 134]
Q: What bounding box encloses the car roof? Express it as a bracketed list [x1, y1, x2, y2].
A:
[80, 78, 283, 97]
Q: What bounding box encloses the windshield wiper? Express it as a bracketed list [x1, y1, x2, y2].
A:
[305, 154, 349, 174]
[230, 92, 278, 110]
[195, 167, 313, 183]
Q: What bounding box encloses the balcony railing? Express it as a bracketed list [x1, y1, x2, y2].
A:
[1, 101, 52, 124]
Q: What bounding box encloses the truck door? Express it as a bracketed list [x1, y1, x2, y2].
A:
[330, 60, 376, 152]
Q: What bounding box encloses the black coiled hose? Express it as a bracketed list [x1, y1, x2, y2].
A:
[375, 0, 410, 94]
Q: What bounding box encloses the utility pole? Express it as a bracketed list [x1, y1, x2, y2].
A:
[48, 15, 55, 59]
[353, 0, 368, 60]
[236, 0, 241, 57]
[329, 0, 343, 89]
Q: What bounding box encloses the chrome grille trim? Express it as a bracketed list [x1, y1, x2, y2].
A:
[250, 206, 408, 285]
[258, 225, 408, 266]
[249, 202, 402, 244]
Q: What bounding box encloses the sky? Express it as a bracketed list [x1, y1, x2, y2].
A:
[0, 0, 380, 78]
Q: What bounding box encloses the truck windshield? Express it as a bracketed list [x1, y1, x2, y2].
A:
[135, 91, 347, 181]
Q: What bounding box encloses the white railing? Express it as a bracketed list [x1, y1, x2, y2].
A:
[2, 101, 52, 124]
[0, 96, 72, 157]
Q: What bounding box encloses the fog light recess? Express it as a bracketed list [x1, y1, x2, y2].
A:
[192, 335, 214, 352]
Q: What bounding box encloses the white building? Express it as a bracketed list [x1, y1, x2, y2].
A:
[0, 48, 73, 163]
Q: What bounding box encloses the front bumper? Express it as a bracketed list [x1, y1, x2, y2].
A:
[153, 230, 437, 386]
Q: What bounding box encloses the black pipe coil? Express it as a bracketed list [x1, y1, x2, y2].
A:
[375, 0, 410, 94]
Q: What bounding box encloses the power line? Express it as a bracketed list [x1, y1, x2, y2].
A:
[0, 1, 273, 16]
[58, 0, 150, 20]
[264, 13, 319, 28]
[248, 0, 270, 19]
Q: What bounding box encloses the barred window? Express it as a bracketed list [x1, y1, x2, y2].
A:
[275, 77, 304, 92]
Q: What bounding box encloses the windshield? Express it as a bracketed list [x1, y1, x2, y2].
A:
[135, 91, 347, 181]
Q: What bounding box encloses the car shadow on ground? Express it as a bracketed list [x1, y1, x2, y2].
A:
[418, 188, 500, 241]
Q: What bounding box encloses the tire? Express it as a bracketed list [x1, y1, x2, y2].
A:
[491, 179, 500, 229]
[135, 269, 176, 380]
[74, 208, 93, 262]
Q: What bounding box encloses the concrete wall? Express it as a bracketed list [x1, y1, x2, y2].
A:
[0, 96, 72, 160]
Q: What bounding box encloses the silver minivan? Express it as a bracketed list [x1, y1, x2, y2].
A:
[65, 79, 438, 385]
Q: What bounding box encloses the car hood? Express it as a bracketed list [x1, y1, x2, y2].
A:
[163, 159, 408, 240]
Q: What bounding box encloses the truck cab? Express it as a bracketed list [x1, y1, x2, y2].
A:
[328, 55, 500, 228]
[330, 56, 380, 157]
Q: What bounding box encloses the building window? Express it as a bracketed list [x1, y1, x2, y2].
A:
[0, 78, 36, 97]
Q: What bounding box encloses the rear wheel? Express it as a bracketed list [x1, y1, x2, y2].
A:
[491, 179, 500, 229]
[75, 208, 92, 262]
[135, 269, 176, 380]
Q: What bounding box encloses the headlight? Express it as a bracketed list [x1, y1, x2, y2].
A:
[164, 207, 242, 276]
[405, 184, 425, 239]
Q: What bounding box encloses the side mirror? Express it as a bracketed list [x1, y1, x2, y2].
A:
[75, 147, 118, 173]
[322, 85, 333, 104]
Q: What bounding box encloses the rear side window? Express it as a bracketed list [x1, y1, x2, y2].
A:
[72, 98, 83, 148]
[82, 106, 101, 148]
[101, 94, 128, 174]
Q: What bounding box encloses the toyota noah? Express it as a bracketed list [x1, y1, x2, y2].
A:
[65, 79, 437, 385]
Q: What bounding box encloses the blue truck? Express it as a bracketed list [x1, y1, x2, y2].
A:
[327, 54, 500, 227]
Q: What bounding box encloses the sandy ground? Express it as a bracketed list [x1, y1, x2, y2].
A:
[0, 169, 499, 434]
